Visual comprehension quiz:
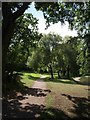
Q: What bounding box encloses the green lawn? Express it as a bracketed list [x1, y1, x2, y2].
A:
[43, 77, 89, 119]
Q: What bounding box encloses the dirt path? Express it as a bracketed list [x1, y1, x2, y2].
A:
[19, 76, 47, 107]
[3, 75, 51, 119]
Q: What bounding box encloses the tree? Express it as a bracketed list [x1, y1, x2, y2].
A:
[35, 2, 90, 34]
[35, 2, 90, 76]
[83, 34, 90, 75]
[2, 2, 30, 80]
[27, 33, 62, 79]
[38, 33, 62, 79]
[54, 43, 65, 79]
[6, 13, 40, 77]
[54, 36, 79, 78]
[37, 33, 55, 79]
[77, 35, 90, 76]
[3, 2, 90, 81]
[27, 48, 42, 72]
[63, 36, 79, 77]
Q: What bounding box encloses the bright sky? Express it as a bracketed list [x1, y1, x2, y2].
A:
[25, 2, 77, 38]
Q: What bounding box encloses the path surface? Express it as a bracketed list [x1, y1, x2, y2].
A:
[19, 76, 47, 108]
[3, 76, 50, 119]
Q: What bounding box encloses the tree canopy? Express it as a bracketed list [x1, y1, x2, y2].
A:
[2, 2, 90, 81]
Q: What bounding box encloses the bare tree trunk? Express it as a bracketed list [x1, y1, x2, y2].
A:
[58, 70, 60, 79]
[67, 65, 70, 78]
[2, 18, 15, 82]
[49, 64, 54, 79]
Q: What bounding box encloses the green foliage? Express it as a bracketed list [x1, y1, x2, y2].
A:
[35, 2, 90, 36]
[35, 2, 90, 76]
[27, 49, 42, 71]
[63, 36, 79, 76]
[27, 33, 80, 77]
[77, 36, 90, 75]
[4, 2, 90, 78]
[27, 33, 63, 78]
[6, 13, 40, 73]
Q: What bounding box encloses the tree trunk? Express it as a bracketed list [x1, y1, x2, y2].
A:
[49, 64, 54, 79]
[2, 3, 30, 82]
[2, 19, 15, 82]
[67, 65, 70, 78]
[58, 70, 60, 79]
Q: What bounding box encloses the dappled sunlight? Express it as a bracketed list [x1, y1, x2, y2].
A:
[60, 79, 70, 82]
[28, 75, 40, 81]
[2, 73, 89, 119]
[2, 2, 90, 120]
[2, 74, 52, 119]
[62, 94, 90, 119]
[2, 86, 51, 119]
[44, 74, 89, 119]
[43, 77, 78, 85]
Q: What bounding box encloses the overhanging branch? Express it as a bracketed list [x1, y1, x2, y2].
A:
[13, 2, 31, 20]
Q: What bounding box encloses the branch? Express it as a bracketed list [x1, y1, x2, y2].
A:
[13, 2, 31, 20]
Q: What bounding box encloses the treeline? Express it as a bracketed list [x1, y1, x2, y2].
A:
[7, 29, 89, 79]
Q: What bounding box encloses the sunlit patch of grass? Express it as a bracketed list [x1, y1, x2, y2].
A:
[20, 72, 41, 87]
[43, 76, 76, 85]
[42, 73, 51, 78]
[60, 79, 70, 82]
[42, 74, 89, 111]
[29, 73, 41, 78]
[47, 81, 88, 93]
[42, 77, 89, 120]
[21, 74, 34, 88]
[59, 79, 76, 84]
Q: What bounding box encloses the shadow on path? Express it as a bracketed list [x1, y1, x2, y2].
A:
[2, 78, 51, 119]
[2, 75, 90, 119]
[2, 86, 71, 120]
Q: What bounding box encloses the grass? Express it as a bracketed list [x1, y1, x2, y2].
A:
[43, 75, 76, 85]
[3, 72, 41, 93]
[3, 72, 89, 119]
[28, 72, 41, 78]
[45, 94, 53, 108]
[20, 72, 41, 87]
[41, 74, 89, 119]
[44, 74, 89, 97]
[46, 80, 88, 94]
[73, 76, 90, 85]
